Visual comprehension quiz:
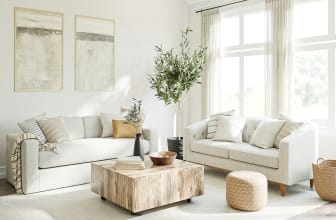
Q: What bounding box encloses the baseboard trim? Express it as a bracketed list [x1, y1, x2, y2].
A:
[0, 166, 6, 179]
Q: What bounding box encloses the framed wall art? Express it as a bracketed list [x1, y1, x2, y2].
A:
[75, 15, 115, 91]
[14, 7, 63, 92]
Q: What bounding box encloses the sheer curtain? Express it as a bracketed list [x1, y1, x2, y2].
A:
[266, 0, 294, 117]
[201, 9, 220, 118]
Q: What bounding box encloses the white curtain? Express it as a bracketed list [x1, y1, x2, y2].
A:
[266, 0, 294, 117]
[201, 9, 220, 118]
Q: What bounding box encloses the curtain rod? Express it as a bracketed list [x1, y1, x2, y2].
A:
[195, 0, 248, 13]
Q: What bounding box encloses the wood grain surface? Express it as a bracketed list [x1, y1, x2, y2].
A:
[91, 159, 204, 213]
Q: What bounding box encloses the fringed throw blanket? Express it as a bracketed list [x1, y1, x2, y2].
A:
[11, 133, 59, 194]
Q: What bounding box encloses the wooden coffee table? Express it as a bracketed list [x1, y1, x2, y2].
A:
[91, 159, 204, 214]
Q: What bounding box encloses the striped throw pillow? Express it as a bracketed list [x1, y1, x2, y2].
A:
[36, 117, 72, 143]
[17, 113, 47, 143]
[207, 110, 235, 139]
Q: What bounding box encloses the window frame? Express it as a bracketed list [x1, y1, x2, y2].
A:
[292, 0, 336, 127]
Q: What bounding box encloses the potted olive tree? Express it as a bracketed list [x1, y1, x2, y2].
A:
[148, 28, 206, 159]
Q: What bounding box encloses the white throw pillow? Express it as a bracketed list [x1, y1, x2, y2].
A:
[249, 120, 285, 149]
[207, 109, 235, 139]
[100, 112, 125, 137]
[214, 116, 245, 143]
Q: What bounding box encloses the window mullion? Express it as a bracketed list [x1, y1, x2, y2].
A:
[240, 56, 244, 116]
[329, 0, 335, 37]
[329, 48, 335, 127]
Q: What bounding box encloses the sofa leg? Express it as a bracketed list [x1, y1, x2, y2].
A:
[280, 184, 286, 196]
[310, 179, 314, 189]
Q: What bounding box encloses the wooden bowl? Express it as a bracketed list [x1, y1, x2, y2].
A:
[149, 151, 177, 166]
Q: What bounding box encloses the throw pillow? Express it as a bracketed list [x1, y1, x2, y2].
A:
[100, 112, 126, 137]
[112, 120, 137, 138]
[36, 117, 72, 143]
[207, 109, 235, 139]
[17, 113, 47, 143]
[214, 116, 245, 143]
[249, 120, 285, 149]
[274, 121, 304, 148]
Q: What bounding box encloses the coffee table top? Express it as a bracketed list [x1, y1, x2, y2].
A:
[92, 158, 202, 179]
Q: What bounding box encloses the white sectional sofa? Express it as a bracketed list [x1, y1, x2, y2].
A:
[184, 117, 318, 196]
[6, 115, 158, 194]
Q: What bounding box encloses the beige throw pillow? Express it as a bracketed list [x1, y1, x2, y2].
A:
[274, 121, 303, 148]
[37, 117, 71, 143]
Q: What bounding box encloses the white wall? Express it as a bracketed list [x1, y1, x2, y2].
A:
[0, 0, 189, 171]
[185, 0, 336, 159]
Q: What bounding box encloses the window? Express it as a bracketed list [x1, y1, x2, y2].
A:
[293, 0, 334, 127]
[211, 0, 335, 126]
[213, 3, 266, 117]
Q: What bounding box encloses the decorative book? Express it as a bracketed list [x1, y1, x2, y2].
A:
[114, 156, 145, 170]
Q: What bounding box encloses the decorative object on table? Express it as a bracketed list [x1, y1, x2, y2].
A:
[114, 156, 145, 170]
[149, 151, 177, 166]
[75, 15, 115, 91]
[124, 98, 145, 161]
[313, 158, 336, 201]
[14, 7, 63, 92]
[226, 170, 268, 211]
[148, 28, 207, 160]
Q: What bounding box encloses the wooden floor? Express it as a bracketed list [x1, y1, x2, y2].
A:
[0, 179, 15, 196]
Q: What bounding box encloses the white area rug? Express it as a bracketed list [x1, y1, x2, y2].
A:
[0, 168, 326, 220]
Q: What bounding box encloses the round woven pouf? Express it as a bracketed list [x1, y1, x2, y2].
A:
[226, 170, 267, 211]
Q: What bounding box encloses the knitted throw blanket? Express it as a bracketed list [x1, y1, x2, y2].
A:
[11, 133, 59, 194]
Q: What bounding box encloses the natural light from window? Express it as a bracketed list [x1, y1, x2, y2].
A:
[293, 0, 328, 39]
[244, 12, 265, 44]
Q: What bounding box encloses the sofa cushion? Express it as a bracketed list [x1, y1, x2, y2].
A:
[63, 117, 85, 140]
[207, 110, 235, 139]
[214, 116, 245, 143]
[38, 138, 150, 168]
[83, 116, 102, 138]
[17, 113, 47, 143]
[100, 112, 125, 137]
[249, 119, 285, 149]
[242, 118, 262, 143]
[230, 144, 279, 169]
[37, 117, 72, 143]
[191, 139, 245, 159]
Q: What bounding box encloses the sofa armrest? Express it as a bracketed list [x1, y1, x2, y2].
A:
[183, 119, 209, 160]
[7, 133, 40, 194]
[278, 123, 318, 185]
[142, 128, 158, 153]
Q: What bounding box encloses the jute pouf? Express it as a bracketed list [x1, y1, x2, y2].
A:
[226, 170, 267, 211]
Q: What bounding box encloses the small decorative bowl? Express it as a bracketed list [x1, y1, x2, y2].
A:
[149, 151, 177, 166]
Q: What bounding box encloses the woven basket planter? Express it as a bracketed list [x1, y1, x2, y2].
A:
[312, 158, 336, 201]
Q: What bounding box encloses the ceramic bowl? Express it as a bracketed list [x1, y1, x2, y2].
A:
[149, 151, 177, 166]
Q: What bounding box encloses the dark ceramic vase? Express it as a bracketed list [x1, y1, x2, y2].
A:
[167, 137, 183, 160]
[134, 133, 144, 161]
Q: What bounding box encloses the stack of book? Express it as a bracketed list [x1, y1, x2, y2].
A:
[114, 156, 145, 170]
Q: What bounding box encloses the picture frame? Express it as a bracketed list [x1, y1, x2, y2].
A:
[75, 15, 115, 92]
[14, 7, 63, 92]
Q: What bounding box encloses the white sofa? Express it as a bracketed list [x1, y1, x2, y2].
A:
[6, 115, 158, 194]
[184, 117, 318, 196]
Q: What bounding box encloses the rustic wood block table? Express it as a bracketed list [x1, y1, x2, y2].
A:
[91, 159, 204, 214]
